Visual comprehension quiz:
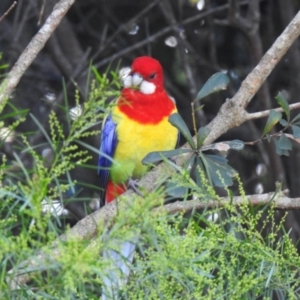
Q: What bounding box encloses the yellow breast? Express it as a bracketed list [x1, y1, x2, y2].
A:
[110, 106, 178, 184]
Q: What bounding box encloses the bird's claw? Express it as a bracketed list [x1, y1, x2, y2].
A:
[168, 157, 176, 164]
[128, 179, 144, 197]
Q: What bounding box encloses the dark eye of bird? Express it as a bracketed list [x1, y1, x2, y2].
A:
[148, 73, 156, 79]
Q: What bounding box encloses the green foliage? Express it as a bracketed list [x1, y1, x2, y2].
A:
[0, 67, 120, 298]
[0, 68, 299, 300]
[144, 111, 244, 197]
[121, 173, 300, 299]
[196, 72, 230, 101]
[144, 73, 243, 196]
[263, 110, 282, 136]
[261, 92, 300, 156]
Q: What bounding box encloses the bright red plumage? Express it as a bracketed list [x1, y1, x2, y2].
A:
[118, 88, 175, 124]
[106, 180, 127, 203]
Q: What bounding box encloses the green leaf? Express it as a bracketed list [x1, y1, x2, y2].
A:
[275, 92, 290, 121]
[277, 133, 292, 150]
[166, 155, 195, 197]
[142, 149, 192, 165]
[166, 182, 188, 198]
[169, 113, 195, 149]
[92, 66, 102, 83]
[202, 140, 244, 152]
[196, 72, 230, 101]
[183, 154, 196, 171]
[197, 127, 210, 148]
[292, 125, 300, 139]
[275, 147, 290, 156]
[201, 154, 237, 187]
[0, 63, 9, 70]
[275, 134, 292, 156]
[291, 112, 300, 124]
[279, 119, 288, 127]
[262, 110, 282, 135]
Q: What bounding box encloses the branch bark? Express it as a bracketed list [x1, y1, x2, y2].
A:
[0, 0, 76, 104]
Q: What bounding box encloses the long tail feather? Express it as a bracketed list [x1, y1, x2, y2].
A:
[101, 241, 136, 299]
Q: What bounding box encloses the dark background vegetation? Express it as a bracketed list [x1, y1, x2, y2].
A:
[1, 1, 300, 244]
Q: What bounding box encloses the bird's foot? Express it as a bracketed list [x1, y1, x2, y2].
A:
[128, 178, 144, 197]
[168, 157, 176, 164]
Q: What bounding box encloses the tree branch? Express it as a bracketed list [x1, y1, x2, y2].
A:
[204, 10, 300, 145]
[245, 102, 300, 121]
[8, 189, 299, 289]
[0, 0, 76, 104]
[0, 1, 17, 23]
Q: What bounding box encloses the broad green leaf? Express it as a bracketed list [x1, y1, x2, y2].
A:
[196, 72, 230, 101]
[166, 182, 188, 198]
[277, 133, 292, 150]
[279, 119, 288, 126]
[275, 134, 292, 156]
[201, 154, 237, 187]
[202, 140, 244, 152]
[197, 127, 210, 148]
[184, 154, 196, 172]
[292, 125, 300, 139]
[291, 114, 300, 124]
[262, 110, 282, 135]
[169, 113, 195, 149]
[142, 149, 192, 165]
[275, 92, 290, 121]
[275, 147, 290, 156]
[166, 155, 196, 197]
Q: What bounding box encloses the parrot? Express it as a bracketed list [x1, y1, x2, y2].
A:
[98, 56, 178, 299]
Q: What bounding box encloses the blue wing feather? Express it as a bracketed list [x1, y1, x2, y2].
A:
[98, 115, 118, 199]
[176, 130, 180, 148]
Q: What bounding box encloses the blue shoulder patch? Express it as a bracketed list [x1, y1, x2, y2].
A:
[98, 115, 118, 197]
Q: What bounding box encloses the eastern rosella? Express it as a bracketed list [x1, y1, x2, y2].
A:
[98, 56, 178, 299]
[98, 56, 178, 204]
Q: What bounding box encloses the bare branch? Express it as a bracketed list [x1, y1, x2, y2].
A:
[93, 0, 250, 69]
[0, 1, 17, 23]
[0, 0, 76, 104]
[245, 102, 300, 121]
[37, 0, 46, 26]
[204, 10, 300, 145]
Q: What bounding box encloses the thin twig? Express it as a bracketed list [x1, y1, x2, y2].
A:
[245, 102, 300, 121]
[0, 0, 76, 105]
[204, 10, 300, 145]
[159, 0, 198, 98]
[0, 1, 17, 23]
[37, 0, 46, 26]
[93, 0, 251, 69]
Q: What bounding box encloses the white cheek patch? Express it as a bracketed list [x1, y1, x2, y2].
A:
[119, 67, 131, 81]
[140, 80, 156, 94]
[123, 75, 133, 88]
[132, 73, 143, 86]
